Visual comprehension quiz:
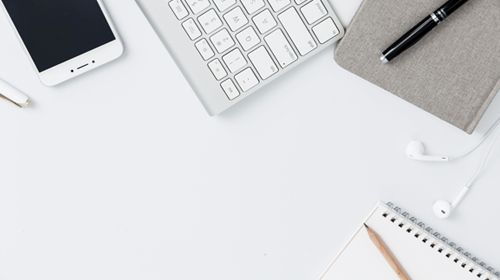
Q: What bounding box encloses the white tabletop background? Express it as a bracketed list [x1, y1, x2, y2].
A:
[0, 0, 498, 279]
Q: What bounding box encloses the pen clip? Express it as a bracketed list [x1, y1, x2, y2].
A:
[0, 91, 25, 108]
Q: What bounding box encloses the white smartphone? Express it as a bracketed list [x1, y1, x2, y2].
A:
[1, 0, 123, 86]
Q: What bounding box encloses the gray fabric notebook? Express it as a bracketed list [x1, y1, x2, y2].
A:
[335, 0, 500, 134]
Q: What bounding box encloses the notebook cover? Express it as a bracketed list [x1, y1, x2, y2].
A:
[320, 202, 500, 280]
[334, 0, 500, 134]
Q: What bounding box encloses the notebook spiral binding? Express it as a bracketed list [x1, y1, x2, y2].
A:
[385, 202, 499, 280]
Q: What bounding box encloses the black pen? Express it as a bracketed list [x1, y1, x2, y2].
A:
[380, 0, 471, 63]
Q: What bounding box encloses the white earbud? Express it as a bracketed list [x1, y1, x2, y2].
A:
[406, 141, 449, 162]
[408, 117, 500, 219]
[407, 116, 500, 163]
[433, 186, 471, 219]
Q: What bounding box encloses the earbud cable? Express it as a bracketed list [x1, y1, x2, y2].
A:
[451, 115, 500, 161]
[465, 123, 500, 188]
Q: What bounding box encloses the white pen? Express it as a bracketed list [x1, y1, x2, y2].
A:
[0, 78, 30, 108]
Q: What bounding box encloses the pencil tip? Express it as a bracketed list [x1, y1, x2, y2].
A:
[364, 223, 369, 229]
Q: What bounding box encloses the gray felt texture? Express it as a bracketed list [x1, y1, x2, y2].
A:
[335, 0, 500, 134]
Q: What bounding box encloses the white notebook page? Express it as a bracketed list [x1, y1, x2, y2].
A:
[321, 203, 498, 280]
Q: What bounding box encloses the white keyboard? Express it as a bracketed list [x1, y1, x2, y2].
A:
[136, 0, 344, 114]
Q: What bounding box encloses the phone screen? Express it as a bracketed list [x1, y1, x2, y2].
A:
[2, 0, 116, 72]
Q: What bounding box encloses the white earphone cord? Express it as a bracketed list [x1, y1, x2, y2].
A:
[452, 115, 500, 161]
[465, 122, 500, 188]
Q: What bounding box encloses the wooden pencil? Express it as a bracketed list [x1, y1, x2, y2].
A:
[364, 223, 412, 280]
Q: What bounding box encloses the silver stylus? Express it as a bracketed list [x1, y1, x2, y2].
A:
[0, 78, 30, 108]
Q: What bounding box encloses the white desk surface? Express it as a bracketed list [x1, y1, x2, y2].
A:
[0, 1, 499, 279]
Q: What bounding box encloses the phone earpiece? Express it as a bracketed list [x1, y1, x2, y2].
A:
[406, 141, 449, 162]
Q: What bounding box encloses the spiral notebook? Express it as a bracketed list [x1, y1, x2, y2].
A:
[321, 202, 499, 280]
[334, 0, 500, 134]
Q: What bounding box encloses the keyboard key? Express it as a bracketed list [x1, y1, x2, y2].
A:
[241, 0, 265, 14]
[213, 0, 236, 12]
[221, 79, 240, 100]
[235, 68, 259, 91]
[222, 49, 247, 73]
[223, 7, 248, 31]
[208, 59, 228, 80]
[265, 29, 297, 68]
[195, 39, 215, 60]
[210, 28, 235, 53]
[253, 9, 277, 34]
[236, 26, 260, 51]
[300, 0, 327, 24]
[140, 0, 346, 111]
[248, 46, 278, 79]
[168, 0, 189, 19]
[278, 8, 317, 55]
[182, 19, 202, 40]
[268, 0, 291, 12]
[185, 0, 210, 14]
[312, 17, 339, 43]
[198, 9, 223, 34]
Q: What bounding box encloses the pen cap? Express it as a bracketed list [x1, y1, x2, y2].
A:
[0, 79, 30, 107]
